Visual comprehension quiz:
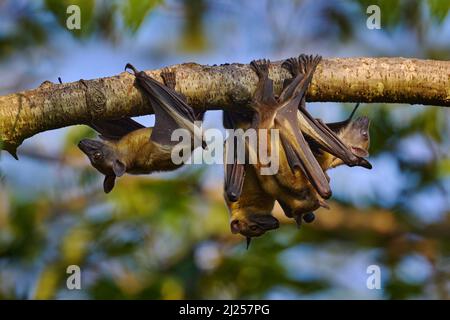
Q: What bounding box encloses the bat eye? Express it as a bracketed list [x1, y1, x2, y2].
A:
[93, 151, 103, 161]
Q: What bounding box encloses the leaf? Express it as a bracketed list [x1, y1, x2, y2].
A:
[121, 0, 162, 33]
[428, 0, 450, 22]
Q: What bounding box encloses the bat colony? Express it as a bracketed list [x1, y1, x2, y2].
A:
[78, 55, 372, 248]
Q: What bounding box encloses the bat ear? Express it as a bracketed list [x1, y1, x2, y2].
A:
[112, 160, 126, 177]
[103, 175, 116, 193]
[230, 220, 240, 234]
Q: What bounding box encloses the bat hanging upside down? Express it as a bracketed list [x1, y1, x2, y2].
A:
[224, 54, 371, 246]
[78, 65, 204, 193]
[225, 105, 370, 246]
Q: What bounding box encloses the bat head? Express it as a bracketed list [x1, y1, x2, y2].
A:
[331, 116, 371, 168]
[230, 213, 279, 238]
[78, 139, 127, 193]
[340, 116, 370, 157]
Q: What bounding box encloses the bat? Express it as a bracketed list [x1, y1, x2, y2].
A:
[78, 67, 204, 193]
[225, 55, 372, 236]
[272, 108, 371, 227]
[249, 57, 332, 199]
[125, 64, 204, 148]
[226, 163, 279, 248]
[223, 109, 279, 248]
[223, 109, 252, 202]
[224, 105, 371, 241]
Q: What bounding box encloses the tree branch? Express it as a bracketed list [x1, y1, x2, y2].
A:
[1, 57, 449, 158]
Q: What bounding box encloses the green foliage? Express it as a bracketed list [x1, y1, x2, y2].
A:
[428, 0, 450, 22]
[44, 0, 95, 38]
[122, 0, 163, 33]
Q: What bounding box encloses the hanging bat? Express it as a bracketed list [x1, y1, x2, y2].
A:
[226, 162, 279, 248]
[224, 105, 370, 244]
[78, 67, 204, 193]
[225, 55, 371, 239]
[281, 56, 371, 169]
[248, 56, 369, 201]
[274, 106, 371, 227]
[125, 64, 204, 148]
[224, 110, 279, 248]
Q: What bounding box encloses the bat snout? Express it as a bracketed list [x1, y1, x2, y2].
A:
[250, 214, 280, 231]
[78, 139, 103, 154]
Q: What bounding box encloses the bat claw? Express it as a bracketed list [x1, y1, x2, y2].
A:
[281, 57, 300, 76]
[294, 215, 302, 229]
[125, 63, 138, 74]
[318, 199, 330, 210]
[250, 59, 270, 77]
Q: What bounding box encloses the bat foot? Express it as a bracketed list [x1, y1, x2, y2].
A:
[298, 54, 322, 75]
[281, 57, 300, 76]
[160, 68, 176, 89]
[250, 59, 270, 78]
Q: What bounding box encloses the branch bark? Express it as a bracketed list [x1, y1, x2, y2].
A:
[1, 57, 449, 157]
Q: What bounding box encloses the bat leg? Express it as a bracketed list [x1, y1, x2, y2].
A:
[160, 68, 198, 119]
[250, 59, 277, 106]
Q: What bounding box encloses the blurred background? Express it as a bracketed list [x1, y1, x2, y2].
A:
[0, 0, 449, 299]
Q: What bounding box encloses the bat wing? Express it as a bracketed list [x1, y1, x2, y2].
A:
[279, 55, 362, 167]
[90, 118, 145, 140]
[126, 64, 201, 146]
[278, 123, 331, 199]
[224, 159, 246, 202]
[223, 110, 247, 202]
[275, 55, 331, 199]
[297, 103, 360, 165]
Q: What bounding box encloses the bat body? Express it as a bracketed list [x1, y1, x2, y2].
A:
[224, 55, 372, 242]
[226, 164, 278, 246]
[78, 67, 203, 193]
[223, 110, 279, 246]
[262, 111, 371, 226]
[248, 56, 370, 200]
[226, 108, 371, 235]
